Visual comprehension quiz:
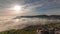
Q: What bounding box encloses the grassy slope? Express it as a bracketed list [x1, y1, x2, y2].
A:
[0, 22, 60, 34]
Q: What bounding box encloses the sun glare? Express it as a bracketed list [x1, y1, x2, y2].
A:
[13, 5, 22, 13]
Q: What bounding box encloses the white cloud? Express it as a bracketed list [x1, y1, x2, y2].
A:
[0, 17, 60, 32]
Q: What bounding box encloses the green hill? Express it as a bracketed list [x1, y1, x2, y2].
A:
[0, 22, 60, 34]
[0, 26, 38, 34]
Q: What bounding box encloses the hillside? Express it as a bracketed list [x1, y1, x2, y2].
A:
[14, 15, 60, 19]
[0, 22, 60, 34]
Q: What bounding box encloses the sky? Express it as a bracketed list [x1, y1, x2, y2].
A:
[0, 0, 60, 32]
[0, 0, 60, 16]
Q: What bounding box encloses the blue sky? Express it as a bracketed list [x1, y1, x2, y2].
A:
[0, 0, 60, 16]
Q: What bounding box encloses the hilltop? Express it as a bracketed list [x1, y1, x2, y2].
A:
[14, 15, 60, 19]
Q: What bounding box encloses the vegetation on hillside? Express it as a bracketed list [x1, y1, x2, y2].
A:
[0, 22, 60, 34]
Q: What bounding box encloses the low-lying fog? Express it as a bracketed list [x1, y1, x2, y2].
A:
[0, 17, 60, 32]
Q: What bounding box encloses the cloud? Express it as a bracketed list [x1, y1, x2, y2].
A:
[0, 0, 60, 32]
[0, 0, 60, 16]
[25, 0, 60, 8]
[0, 16, 60, 32]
